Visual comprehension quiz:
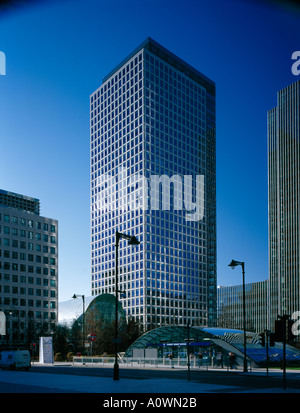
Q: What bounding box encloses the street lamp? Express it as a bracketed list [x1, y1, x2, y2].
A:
[114, 231, 140, 381]
[9, 309, 13, 348]
[228, 259, 247, 372]
[187, 320, 191, 381]
[72, 294, 85, 353]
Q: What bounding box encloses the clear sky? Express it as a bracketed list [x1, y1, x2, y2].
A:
[0, 0, 299, 302]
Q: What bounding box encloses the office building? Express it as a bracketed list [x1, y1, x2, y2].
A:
[90, 38, 216, 330]
[0, 189, 58, 347]
[217, 280, 269, 334]
[268, 80, 300, 328]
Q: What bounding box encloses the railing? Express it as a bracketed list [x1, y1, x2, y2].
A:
[73, 356, 115, 365]
[72, 356, 244, 370]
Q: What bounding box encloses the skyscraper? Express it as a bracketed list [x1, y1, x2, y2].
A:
[268, 80, 300, 328]
[0, 189, 58, 347]
[90, 38, 216, 330]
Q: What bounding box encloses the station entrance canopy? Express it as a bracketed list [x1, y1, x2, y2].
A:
[124, 326, 246, 358]
[124, 326, 300, 366]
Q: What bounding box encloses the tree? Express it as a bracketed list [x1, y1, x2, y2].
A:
[68, 304, 144, 356]
[52, 324, 71, 359]
[119, 317, 142, 351]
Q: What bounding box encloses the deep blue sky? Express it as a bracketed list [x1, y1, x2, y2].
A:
[0, 0, 299, 301]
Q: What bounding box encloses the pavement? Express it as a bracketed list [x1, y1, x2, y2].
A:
[0, 368, 236, 394]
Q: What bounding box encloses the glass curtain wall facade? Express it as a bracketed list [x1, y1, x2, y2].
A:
[217, 281, 269, 333]
[90, 38, 216, 330]
[268, 80, 300, 328]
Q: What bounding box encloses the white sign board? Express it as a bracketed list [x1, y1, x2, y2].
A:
[39, 336, 53, 364]
[0, 311, 5, 335]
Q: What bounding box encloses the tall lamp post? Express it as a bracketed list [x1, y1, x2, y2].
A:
[228, 259, 247, 372]
[187, 320, 191, 382]
[9, 309, 13, 348]
[114, 231, 140, 381]
[72, 294, 85, 353]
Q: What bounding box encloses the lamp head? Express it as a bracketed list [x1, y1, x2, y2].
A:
[228, 259, 238, 269]
[72, 294, 77, 299]
[128, 236, 140, 245]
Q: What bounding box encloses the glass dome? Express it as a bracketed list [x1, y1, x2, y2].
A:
[58, 294, 126, 327]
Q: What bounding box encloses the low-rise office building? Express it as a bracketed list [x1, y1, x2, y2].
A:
[217, 280, 269, 334]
